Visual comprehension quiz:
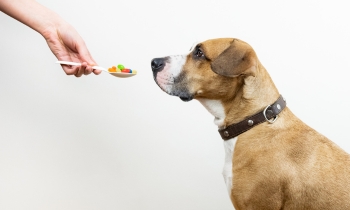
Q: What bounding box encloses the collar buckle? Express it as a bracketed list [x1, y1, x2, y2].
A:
[263, 105, 278, 124]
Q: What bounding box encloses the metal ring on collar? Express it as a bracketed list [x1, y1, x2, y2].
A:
[263, 105, 278, 124]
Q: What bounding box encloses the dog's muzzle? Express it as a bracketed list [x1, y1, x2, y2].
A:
[151, 56, 193, 102]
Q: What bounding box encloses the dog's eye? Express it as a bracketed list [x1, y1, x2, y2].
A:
[194, 48, 204, 58]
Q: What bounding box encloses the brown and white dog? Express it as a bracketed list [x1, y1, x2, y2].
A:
[151, 38, 350, 209]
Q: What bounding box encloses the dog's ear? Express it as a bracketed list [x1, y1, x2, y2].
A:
[211, 39, 257, 77]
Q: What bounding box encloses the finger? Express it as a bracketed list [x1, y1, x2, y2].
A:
[76, 44, 101, 76]
[92, 69, 102, 75]
[84, 65, 93, 75]
[61, 65, 77, 75]
[75, 62, 86, 77]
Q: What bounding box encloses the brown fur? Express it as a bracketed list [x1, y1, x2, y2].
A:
[179, 38, 350, 209]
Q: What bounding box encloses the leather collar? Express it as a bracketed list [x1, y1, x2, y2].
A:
[218, 95, 286, 140]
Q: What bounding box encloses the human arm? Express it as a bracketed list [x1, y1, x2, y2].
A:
[0, 0, 101, 77]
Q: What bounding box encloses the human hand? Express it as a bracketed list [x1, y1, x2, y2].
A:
[42, 22, 101, 77]
[0, 0, 101, 77]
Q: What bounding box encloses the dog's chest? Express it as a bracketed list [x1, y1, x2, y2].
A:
[223, 137, 237, 196]
[199, 99, 237, 196]
[197, 99, 237, 196]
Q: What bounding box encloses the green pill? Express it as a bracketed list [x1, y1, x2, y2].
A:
[117, 64, 124, 70]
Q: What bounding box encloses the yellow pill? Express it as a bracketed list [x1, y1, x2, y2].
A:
[109, 68, 117, 72]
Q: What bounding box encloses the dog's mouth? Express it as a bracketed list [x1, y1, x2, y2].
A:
[166, 86, 194, 102]
[153, 77, 194, 102]
[153, 69, 194, 102]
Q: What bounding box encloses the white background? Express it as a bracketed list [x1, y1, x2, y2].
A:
[1, 0, 350, 209]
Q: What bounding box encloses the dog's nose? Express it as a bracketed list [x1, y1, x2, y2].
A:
[151, 58, 166, 72]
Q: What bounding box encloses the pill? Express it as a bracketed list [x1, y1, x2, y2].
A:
[108, 64, 137, 74]
[108, 67, 117, 72]
[117, 64, 125, 70]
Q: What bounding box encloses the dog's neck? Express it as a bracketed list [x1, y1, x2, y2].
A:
[198, 63, 280, 129]
[197, 99, 227, 127]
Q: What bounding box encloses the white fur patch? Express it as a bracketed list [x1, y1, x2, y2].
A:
[223, 137, 237, 197]
[198, 99, 237, 198]
[197, 99, 226, 127]
[166, 55, 187, 78]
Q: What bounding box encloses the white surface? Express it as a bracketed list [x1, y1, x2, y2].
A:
[1, 0, 350, 209]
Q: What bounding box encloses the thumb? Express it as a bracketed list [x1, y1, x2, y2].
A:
[76, 42, 102, 75]
[76, 41, 95, 65]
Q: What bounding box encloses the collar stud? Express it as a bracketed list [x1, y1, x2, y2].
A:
[223, 131, 230, 137]
[248, 120, 254, 126]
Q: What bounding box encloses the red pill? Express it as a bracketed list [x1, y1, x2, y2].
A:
[121, 69, 131, 73]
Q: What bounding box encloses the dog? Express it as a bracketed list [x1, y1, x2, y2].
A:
[150, 38, 350, 209]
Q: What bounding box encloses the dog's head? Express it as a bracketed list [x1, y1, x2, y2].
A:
[151, 38, 258, 102]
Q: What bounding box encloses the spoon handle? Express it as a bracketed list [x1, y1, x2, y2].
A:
[91, 66, 107, 71]
[56, 61, 108, 72]
[56, 61, 81, 66]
